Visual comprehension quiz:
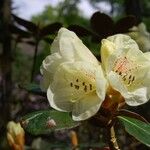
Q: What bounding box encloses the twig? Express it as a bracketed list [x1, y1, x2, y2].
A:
[106, 126, 120, 150]
[31, 40, 39, 82]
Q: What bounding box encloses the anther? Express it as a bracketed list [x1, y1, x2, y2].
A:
[128, 80, 131, 85]
[89, 84, 92, 90]
[84, 85, 87, 92]
[70, 82, 73, 87]
[75, 85, 79, 90]
[132, 76, 135, 82]
[129, 75, 132, 80]
[123, 77, 126, 81]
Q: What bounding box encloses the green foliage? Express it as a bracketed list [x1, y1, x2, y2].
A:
[118, 116, 150, 147]
[32, 1, 88, 27]
[32, 5, 59, 25]
[21, 110, 80, 135]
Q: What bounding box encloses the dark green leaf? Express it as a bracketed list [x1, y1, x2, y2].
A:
[90, 12, 114, 38]
[116, 109, 148, 123]
[40, 22, 62, 37]
[10, 24, 31, 38]
[19, 83, 46, 97]
[114, 16, 137, 33]
[21, 110, 80, 135]
[118, 116, 150, 147]
[42, 37, 54, 44]
[68, 25, 91, 37]
[12, 14, 37, 32]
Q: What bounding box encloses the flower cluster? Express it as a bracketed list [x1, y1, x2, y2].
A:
[41, 28, 150, 121]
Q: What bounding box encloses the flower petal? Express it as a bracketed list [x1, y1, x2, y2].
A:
[101, 39, 115, 72]
[95, 65, 108, 100]
[101, 34, 139, 73]
[108, 71, 149, 106]
[47, 87, 73, 112]
[40, 53, 63, 90]
[72, 92, 101, 121]
[46, 61, 106, 120]
[143, 52, 150, 60]
[51, 28, 99, 65]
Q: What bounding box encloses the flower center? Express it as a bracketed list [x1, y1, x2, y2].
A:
[69, 72, 96, 102]
[113, 56, 138, 86]
[70, 79, 94, 92]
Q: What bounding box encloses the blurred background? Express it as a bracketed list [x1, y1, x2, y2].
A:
[0, 0, 150, 149]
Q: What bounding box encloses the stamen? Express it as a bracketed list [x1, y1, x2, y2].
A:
[123, 77, 126, 81]
[132, 76, 135, 82]
[74, 85, 79, 90]
[113, 56, 138, 86]
[70, 82, 73, 87]
[119, 72, 122, 75]
[84, 85, 87, 92]
[89, 84, 92, 90]
[129, 75, 132, 80]
[128, 80, 131, 85]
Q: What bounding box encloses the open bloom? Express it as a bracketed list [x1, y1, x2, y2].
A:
[101, 34, 150, 106]
[41, 28, 107, 121]
[128, 23, 150, 52]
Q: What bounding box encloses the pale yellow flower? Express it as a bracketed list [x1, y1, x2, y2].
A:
[41, 28, 108, 121]
[128, 23, 150, 52]
[101, 34, 150, 106]
[7, 121, 25, 150]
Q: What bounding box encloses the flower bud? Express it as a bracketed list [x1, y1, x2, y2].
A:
[7, 121, 25, 150]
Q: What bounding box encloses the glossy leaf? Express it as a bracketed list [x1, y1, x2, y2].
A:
[118, 116, 150, 147]
[21, 110, 80, 135]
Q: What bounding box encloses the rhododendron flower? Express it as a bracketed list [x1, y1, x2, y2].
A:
[101, 34, 150, 106]
[41, 28, 107, 121]
[128, 23, 150, 52]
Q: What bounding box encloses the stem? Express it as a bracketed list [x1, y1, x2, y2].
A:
[31, 40, 39, 82]
[107, 126, 120, 150]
